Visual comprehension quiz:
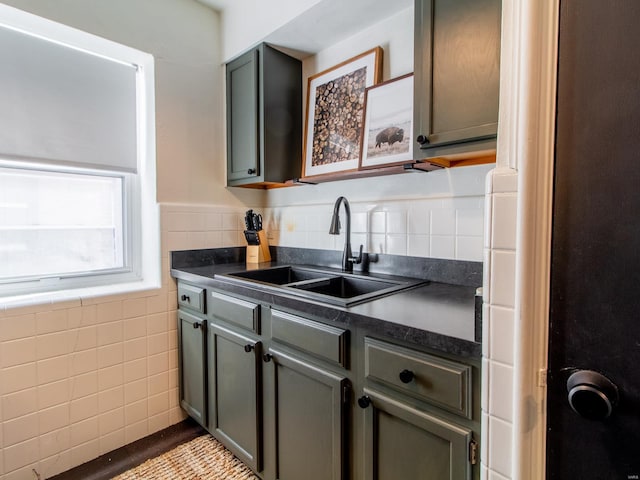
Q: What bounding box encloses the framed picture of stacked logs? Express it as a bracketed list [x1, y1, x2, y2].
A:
[359, 73, 414, 170]
[302, 47, 383, 178]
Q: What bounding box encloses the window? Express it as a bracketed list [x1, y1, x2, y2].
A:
[0, 5, 159, 299]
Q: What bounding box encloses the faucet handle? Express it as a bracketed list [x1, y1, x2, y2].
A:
[351, 245, 363, 265]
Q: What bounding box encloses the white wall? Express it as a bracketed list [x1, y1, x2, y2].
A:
[0, 1, 253, 478]
[1, 0, 261, 208]
[264, 7, 489, 262]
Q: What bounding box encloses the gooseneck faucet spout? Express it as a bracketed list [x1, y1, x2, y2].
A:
[329, 196, 363, 272]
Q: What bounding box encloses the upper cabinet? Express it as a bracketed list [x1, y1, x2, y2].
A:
[413, 0, 501, 160]
[226, 43, 302, 187]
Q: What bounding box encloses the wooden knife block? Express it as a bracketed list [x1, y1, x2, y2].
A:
[246, 230, 271, 264]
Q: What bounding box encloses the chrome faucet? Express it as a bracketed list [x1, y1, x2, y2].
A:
[329, 196, 363, 272]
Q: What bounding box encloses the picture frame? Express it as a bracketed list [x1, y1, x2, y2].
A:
[359, 73, 414, 170]
[302, 47, 383, 178]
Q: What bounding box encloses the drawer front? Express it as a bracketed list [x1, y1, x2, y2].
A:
[364, 337, 472, 418]
[178, 283, 205, 313]
[271, 310, 348, 368]
[209, 291, 260, 333]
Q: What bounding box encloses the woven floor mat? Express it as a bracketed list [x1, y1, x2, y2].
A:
[112, 434, 259, 480]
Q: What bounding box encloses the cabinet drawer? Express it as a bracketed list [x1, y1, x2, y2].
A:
[208, 291, 260, 333]
[364, 337, 471, 418]
[178, 283, 205, 313]
[271, 310, 348, 368]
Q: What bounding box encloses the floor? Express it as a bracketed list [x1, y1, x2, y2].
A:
[49, 419, 206, 480]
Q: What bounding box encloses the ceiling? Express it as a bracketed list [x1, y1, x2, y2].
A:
[196, 0, 413, 59]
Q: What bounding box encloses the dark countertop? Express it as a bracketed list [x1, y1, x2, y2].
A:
[170, 248, 482, 359]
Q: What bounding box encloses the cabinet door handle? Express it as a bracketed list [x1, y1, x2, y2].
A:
[416, 134, 429, 145]
[399, 369, 415, 384]
[193, 321, 201, 329]
[262, 353, 273, 363]
[244, 344, 255, 353]
[247, 168, 256, 175]
[357, 395, 372, 409]
[181, 294, 190, 302]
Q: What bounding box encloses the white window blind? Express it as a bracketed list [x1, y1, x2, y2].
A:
[0, 24, 138, 173]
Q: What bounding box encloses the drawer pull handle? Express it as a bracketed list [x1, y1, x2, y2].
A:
[263, 353, 273, 363]
[181, 294, 190, 302]
[357, 395, 372, 409]
[244, 344, 254, 353]
[399, 369, 415, 384]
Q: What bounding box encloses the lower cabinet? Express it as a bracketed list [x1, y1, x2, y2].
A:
[176, 284, 479, 480]
[177, 309, 207, 427]
[264, 348, 348, 480]
[359, 389, 473, 480]
[208, 322, 262, 472]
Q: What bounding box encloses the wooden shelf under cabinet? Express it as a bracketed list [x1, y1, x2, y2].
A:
[228, 151, 496, 189]
[281, 151, 496, 187]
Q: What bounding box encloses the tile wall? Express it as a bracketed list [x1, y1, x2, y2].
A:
[0, 203, 246, 479]
[480, 168, 518, 480]
[0, 197, 485, 479]
[263, 196, 485, 262]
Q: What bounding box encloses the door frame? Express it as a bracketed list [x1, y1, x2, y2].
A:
[493, 0, 559, 478]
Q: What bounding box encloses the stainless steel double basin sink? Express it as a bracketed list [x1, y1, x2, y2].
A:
[220, 265, 425, 307]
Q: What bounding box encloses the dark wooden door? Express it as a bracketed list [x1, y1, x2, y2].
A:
[547, 1, 640, 478]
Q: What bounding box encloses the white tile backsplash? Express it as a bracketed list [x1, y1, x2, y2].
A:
[431, 235, 455, 259]
[457, 208, 484, 236]
[407, 234, 429, 257]
[431, 209, 456, 235]
[369, 211, 386, 233]
[489, 306, 515, 366]
[489, 362, 514, 422]
[263, 195, 485, 262]
[456, 236, 484, 261]
[492, 194, 517, 250]
[489, 251, 516, 308]
[387, 210, 407, 234]
[482, 168, 517, 480]
[386, 234, 408, 255]
[407, 205, 430, 235]
[488, 416, 513, 478]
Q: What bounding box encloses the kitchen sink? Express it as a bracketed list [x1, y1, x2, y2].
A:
[290, 275, 401, 298]
[220, 266, 425, 307]
[227, 266, 329, 285]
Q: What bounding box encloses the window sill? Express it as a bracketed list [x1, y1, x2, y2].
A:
[0, 279, 163, 312]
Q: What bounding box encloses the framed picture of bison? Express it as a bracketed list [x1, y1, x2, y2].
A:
[359, 73, 414, 170]
[302, 47, 383, 178]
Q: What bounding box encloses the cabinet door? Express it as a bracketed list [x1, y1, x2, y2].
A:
[177, 309, 207, 427]
[208, 323, 262, 471]
[266, 348, 348, 480]
[414, 0, 501, 155]
[361, 389, 473, 480]
[226, 48, 259, 182]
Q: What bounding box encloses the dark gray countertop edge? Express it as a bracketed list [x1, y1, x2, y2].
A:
[171, 246, 483, 287]
[171, 266, 482, 359]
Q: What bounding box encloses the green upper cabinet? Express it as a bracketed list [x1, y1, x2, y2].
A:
[413, 0, 501, 160]
[226, 43, 302, 187]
